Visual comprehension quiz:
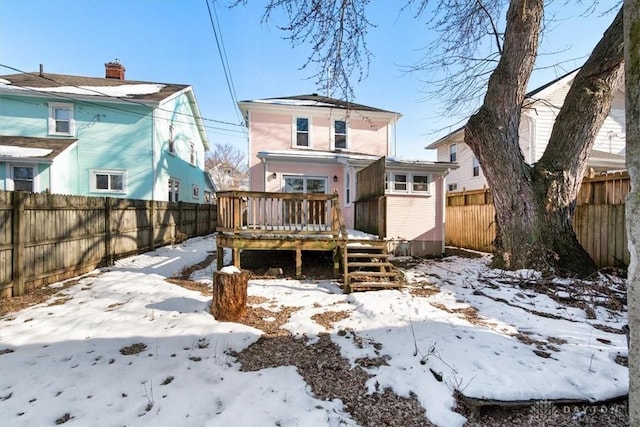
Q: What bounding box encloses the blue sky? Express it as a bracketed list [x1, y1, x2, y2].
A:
[0, 0, 619, 160]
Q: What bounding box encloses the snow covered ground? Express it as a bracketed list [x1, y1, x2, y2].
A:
[0, 235, 628, 426]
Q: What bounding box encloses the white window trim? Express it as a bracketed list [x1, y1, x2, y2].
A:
[48, 102, 75, 136]
[472, 157, 480, 177]
[333, 119, 348, 150]
[192, 184, 200, 199]
[168, 124, 176, 155]
[386, 172, 432, 195]
[448, 182, 458, 192]
[8, 163, 38, 192]
[169, 177, 181, 202]
[293, 117, 311, 148]
[344, 168, 352, 206]
[411, 174, 431, 194]
[449, 144, 457, 163]
[90, 169, 127, 193]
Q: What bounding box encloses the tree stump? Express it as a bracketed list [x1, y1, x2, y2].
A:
[211, 267, 248, 322]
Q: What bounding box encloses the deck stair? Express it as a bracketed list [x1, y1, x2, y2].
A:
[342, 239, 404, 293]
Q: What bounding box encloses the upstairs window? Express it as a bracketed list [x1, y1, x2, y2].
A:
[190, 142, 195, 165]
[91, 169, 126, 193]
[412, 175, 430, 193]
[192, 184, 200, 199]
[48, 102, 74, 135]
[472, 157, 480, 177]
[295, 117, 309, 147]
[334, 120, 346, 149]
[449, 144, 457, 162]
[168, 125, 176, 154]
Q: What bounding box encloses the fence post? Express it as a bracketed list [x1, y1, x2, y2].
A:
[105, 197, 114, 267]
[178, 201, 183, 235]
[12, 191, 26, 296]
[149, 200, 155, 251]
[195, 203, 200, 236]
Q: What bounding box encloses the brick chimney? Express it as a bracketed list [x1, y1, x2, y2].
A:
[105, 59, 126, 80]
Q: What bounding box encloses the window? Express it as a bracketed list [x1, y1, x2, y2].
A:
[393, 174, 407, 192]
[204, 191, 213, 204]
[190, 142, 195, 165]
[386, 172, 433, 194]
[412, 175, 430, 193]
[168, 125, 175, 154]
[192, 185, 200, 199]
[168, 178, 180, 202]
[48, 102, 74, 135]
[449, 144, 457, 162]
[11, 165, 35, 192]
[345, 170, 351, 205]
[295, 117, 309, 147]
[448, 183, 458, 192]
[334, 120, 346, 149]
[90, 169, 126, 193]
[472, 157, 480, 177]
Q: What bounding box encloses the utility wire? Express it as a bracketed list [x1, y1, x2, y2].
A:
[205, 0, 244, 126]
[0, 63, 245, 129]
[0, 64, 246, 138]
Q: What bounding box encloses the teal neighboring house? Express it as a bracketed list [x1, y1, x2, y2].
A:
[0, 61, 215, 203]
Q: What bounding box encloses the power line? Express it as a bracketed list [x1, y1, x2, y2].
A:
[205, 0, 244, 126]
[0, 63, 246, 130]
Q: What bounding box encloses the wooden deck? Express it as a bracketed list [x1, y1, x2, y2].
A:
[215, 191, 403, 291]
[216, 191, 346, 277]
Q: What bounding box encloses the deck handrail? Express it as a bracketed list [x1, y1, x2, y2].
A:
[216, 190, 342, 236]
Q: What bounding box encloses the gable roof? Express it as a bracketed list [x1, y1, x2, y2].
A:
[425, 68, 582, 150]
[0, 72, 188, 104]
[239, 94, 400, 115]
[1, 71, 210, 149]
[0, 135, 77, 162]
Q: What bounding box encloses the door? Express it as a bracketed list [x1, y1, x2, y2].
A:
[283, 176, 328, 226]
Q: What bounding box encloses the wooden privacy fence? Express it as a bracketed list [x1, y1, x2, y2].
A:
[0, 191, 216, 298]
[445, 172, 630, 268]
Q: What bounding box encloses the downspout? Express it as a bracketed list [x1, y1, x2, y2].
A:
[441, 168, 451, 254]
[262, 157, 267, 192]
[151, 116, 156, 201]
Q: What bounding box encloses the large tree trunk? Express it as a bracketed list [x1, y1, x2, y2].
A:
[466, 2, 624, 277]
[624, 0, 640, 423]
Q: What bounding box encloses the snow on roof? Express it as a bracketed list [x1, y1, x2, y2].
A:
[0, 78, 11, 85]
[0, 145, 53, 158]
[252, 99, 336, 107]
[3, 83, 166, 98]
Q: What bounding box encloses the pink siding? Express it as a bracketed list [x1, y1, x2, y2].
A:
[248, 110, 390, 161]
[386, 195, 441, 242]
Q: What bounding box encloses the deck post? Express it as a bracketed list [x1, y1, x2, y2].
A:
[217, 245, 224, 269]
[295, 246, 302, 277]
[233, 247, 241, 268]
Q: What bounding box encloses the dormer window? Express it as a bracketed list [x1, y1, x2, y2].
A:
[295, 117, 309, 147]
[48, 102, 74, 136]
[334, 120, 346, 149]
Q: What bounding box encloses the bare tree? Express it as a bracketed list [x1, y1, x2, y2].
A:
[205, 143, 248, 191]
[624, 0, 639, 422]
[239, 0, 624, 276]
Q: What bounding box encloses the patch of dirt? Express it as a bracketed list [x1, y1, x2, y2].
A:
[0, 278, 83, 318]
[310, 310, 350, 330]
[119, 343, 147, 355]
[164, 278, 210, 296]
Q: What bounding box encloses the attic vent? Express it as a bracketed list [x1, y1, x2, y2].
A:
[105, 59, 126, 80]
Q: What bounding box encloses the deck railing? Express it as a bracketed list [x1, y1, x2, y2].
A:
[216, 191, 343, 238]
